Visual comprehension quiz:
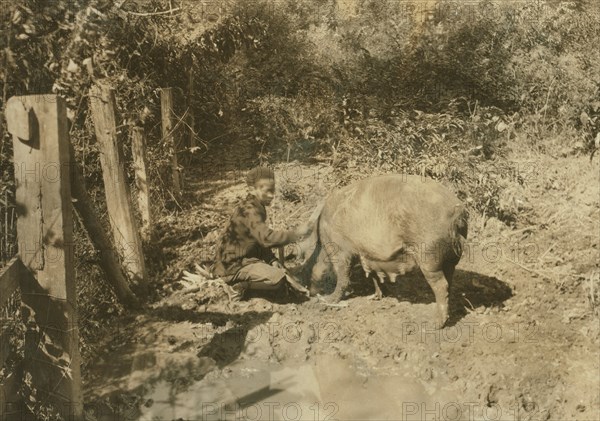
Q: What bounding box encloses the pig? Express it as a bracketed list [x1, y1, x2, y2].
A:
[297, 174, 468, 327]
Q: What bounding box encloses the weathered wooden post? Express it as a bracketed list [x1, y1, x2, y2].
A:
[6, 94, 83, 420]
[89, 83, 147, 294]
[188, 113, 196, 151]
[69, 144, 139, 308]
[188, 67, 196, 150]
[131, 127, 153, 241]
[160, 87, 182, 200]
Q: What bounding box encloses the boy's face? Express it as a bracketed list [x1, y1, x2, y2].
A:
[251, 178, 276, 206]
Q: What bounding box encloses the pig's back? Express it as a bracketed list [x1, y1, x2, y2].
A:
[322, 174, 464, 251]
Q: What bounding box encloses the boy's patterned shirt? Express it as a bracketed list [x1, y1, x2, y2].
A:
[212, 194, 297, 279]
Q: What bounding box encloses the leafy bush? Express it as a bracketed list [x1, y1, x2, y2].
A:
[1, 2, 600, 415]
[332, 102, 517, 221]
[239, 94, 342, 161]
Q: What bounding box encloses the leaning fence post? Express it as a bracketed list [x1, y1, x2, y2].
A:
[89, 83, 147, 294]
[131, 127, 153, 241]
[160, 87, 182, 200]
[69, 142, 140, 308]
[188, 66, 196, 151]
[7, 94, 83, 420]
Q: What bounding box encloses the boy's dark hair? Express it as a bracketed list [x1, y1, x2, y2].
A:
[246, 166, 275, 186]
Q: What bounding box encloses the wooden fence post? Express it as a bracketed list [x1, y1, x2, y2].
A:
[89, 83, 147, 294]
[188, 67, 196, 150]
[188, 114, 196, 150]
[131, 127, 153, 241]
[160, 88, 182, 200]
[7, 94, 83, 420]
[69, 143, 140, 308]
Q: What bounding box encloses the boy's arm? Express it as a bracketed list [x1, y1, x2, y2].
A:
[244, 205, 299, 249]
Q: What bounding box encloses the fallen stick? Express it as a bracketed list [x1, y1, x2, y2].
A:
[124, 7, 181, 16]
[462, 295, 476, 312]
[547, 209, 567, 225]
[507, 225, 538, 236]
[504, 258, 554, 281]
[287, 205, 308, 221]
[537, 241, 557, 262]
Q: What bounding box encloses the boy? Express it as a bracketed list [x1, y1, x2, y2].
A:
[212, 166, 312, 300]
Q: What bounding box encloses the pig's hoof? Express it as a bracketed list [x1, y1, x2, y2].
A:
[367, 293, 382, 300]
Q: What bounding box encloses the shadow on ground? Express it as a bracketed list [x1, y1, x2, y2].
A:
[83, 308, 273, 420]
[346, 267, 513, 326]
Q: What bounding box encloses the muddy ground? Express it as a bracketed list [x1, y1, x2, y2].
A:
[83, 145, 599, 421]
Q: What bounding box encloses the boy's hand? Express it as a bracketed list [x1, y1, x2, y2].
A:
[271, 260, 284, 269]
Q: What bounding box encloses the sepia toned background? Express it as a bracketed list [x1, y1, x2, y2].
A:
[1, 0, 599, 420]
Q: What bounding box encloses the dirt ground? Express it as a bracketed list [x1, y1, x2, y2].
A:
[83, 145, 600, 421]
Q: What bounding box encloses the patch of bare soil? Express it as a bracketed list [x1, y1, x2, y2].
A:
[83, 152, 599, 421]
